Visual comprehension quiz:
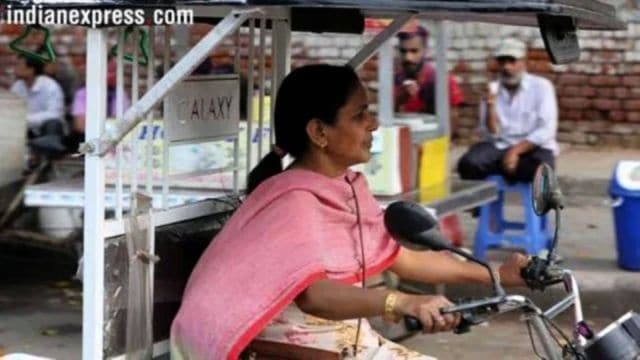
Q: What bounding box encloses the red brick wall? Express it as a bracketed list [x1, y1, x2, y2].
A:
[3, 16, 640, 148]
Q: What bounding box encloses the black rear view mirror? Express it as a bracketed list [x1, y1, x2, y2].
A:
[532, 163, 564, 216]
[538, 14, 580, 64]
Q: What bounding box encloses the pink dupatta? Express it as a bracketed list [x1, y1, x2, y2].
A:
[170, 169, 400, 359]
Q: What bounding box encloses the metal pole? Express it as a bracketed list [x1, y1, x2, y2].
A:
[131, 29, 140, 195]
[377, 40, 394, 126]
[272, 18, 291, 146]
[246, 19, 255, 177]
[435, 21, 450, 137]
[348, 13, 413, 70]
[115, 28, 125, 219]
[258, 16, 266, 160]
[83, 28, 108, 360]
[146, 26, 156, 194]
[530, 316, 562, 360]
[269, 23, 277, 144]
[162, 26, 171, 209]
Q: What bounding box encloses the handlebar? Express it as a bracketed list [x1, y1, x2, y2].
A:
[403, 257, 570, 335]
[403, 295, 510, 333]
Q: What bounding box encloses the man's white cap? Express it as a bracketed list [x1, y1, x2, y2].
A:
[494, 38, 526, 59]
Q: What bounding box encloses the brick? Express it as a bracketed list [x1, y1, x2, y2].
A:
[596, 88, 614, 98]
[461, 49, 490, 61]
[558, 74, 589, 86]
[589, 75, 621, 86]
[602, 39, 630, 51]
[624, 100, 640, 110]
[583, 111, 606, 122]
[580, 38, 604, 50]
[577, 120, 611, 133]
[586, 134, 600, 145]
[610, 88, 628, 100]
[611, 124, 636, 134]
[627, 112, 640, 122]
[568, 63, 603, 74]
[599, 134, 623, 146]
[559, 86, 595, 98]
[560, 98, 591, 109]
[609, 110, 627, 122]
[592, 51, 624, 62]
[560, 111, 583, 121]
[559, 131, 588, 144]
[623, 76, 640, 86]
[527, 60, 552, 73]
[558, 120, 576, 131]
[622, 135, 640, 148]
[527, 49, 550, 61]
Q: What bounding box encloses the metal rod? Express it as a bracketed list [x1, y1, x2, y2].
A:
[377, 40, 394, 126]
[131, 28, 140, 195]
[347, 13, 414, 70]
[272, 18, 291, 147]
[233, 137, 239, 192]
[435, 20, 450, 137]
[115, 28, 125, 219]
[530, 316, 562, 360]
[83, 28, 108, 360]
[146, 26, 156, 194]
[162, 26, 171, 209]
[96, 9, 259, 156]
[258, 16, 266, 160]
[234, 27, 241, 73]
[543, 294, 576, 320]
[246, 19, 255, 178]
[269, 23, 277, 144]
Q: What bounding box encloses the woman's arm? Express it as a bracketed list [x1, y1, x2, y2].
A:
[295, 280, 388, 320]
[390, 247, 528, 287]
[295, 279, 460, 333]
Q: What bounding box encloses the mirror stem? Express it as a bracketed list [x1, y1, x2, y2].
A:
[546, 208, 562, 265]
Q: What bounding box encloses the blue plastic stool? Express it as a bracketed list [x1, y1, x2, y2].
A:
[473, 175, 552, 260]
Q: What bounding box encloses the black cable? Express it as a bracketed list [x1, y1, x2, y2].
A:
[542, 315, 587, 360]
[346, 175, 366, 356]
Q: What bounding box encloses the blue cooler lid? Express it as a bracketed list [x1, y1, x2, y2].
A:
[609, 161, 640, 198]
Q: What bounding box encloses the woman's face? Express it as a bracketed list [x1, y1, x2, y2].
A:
[324, 84, 379, 167]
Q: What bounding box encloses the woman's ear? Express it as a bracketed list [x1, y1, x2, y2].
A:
[305, 118, 328, 149]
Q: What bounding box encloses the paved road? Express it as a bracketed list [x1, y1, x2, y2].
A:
[1, 198, 638, 359]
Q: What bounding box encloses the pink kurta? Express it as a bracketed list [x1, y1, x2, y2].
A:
[171, 169, 401, 359]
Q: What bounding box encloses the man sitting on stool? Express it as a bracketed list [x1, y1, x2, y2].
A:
[457, 38, 558, 183]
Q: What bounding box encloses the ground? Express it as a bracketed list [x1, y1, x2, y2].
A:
[2, 146, 640, 359]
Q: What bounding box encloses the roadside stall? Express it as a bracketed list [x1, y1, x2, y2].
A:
[4, 1, 624, 359]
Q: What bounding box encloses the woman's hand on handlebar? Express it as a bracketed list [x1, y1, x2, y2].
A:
[395, 294, 461, 334]
[498, 253, 530, 287]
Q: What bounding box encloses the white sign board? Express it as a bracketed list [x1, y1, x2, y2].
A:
[165, 75, 240, 144]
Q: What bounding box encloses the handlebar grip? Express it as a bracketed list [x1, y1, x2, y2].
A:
[404, 315, 423, 331]
[404, 314, 474, 334]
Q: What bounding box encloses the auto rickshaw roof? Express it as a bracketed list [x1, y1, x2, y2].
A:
[6, 0, 626, 31]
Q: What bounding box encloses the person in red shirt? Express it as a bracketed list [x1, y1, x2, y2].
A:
[394, 24, 464, 138]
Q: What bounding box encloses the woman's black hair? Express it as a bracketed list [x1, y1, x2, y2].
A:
[246, 64, 361, 194]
